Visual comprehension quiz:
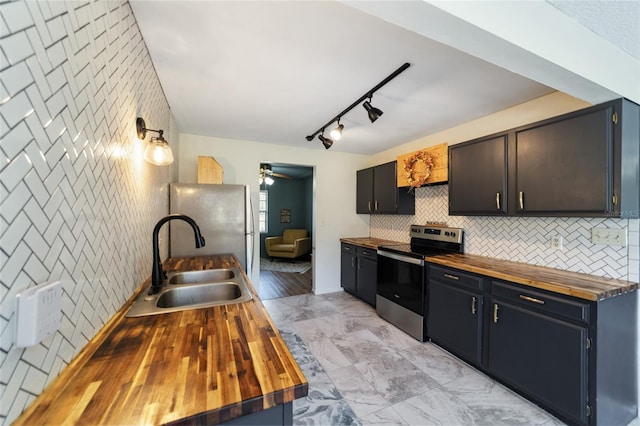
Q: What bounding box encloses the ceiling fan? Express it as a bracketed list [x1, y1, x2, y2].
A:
[260, 164, 293, 181]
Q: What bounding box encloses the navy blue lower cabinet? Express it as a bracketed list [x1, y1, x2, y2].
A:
[427, 279, 484, 366]
[426, 264, 638, 426]
[341, 243, 378, 307]
[488, 299, 588, 424]
[356, 248, 377, 307]
[340, 244, 357, 295]
[487, 280, 637, 426]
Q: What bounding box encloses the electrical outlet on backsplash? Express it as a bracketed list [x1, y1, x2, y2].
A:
[370, 185, 639, 282]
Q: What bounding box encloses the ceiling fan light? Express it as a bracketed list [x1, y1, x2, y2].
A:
[330, 123, 344, 140]
[363, 100, 383, 123]
[265, 176, 275, 185]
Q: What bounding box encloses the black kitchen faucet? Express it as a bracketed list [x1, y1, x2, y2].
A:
[150, 214, 205, 294]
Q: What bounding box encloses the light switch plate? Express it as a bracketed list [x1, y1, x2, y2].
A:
[591, 228, 627, 246]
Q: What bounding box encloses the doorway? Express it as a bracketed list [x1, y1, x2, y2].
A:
[258, 163, 314, 300]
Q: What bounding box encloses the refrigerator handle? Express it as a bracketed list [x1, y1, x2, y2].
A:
[246, 186, 256, 275]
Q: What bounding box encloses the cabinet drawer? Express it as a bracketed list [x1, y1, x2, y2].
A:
[428, 265, 484, 292]
[342, 243, 356, 254]
[357, 247, 377, 259]
[492, 281, 590, 324]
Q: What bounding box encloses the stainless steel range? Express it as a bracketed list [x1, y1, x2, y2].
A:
[376, 225, 464, 341]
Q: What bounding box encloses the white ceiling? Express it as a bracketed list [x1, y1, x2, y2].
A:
[129, 1, 633, 155]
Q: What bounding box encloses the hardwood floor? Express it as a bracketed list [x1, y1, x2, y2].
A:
[258, 268, 312, 300]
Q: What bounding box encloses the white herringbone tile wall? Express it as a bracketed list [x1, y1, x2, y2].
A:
[0, 1, 172, 424]
[372, 185, 640, 282]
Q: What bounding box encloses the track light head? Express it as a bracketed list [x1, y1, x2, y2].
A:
[363, 100, 383, 123]
[304, 63, 409, 148]
[330, 122, 344, 140]
[318, 134, 333, 150]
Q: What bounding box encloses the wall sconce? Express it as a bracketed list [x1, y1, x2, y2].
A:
[137, 117, 174, 166]
[305, 62, 410, 149]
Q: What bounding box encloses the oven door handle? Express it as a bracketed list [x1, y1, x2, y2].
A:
[377, 250, 424, 266]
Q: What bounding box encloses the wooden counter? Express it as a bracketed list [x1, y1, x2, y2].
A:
[15, 255, 308, 425]
[339, 237, 404, 250]
[428, 253, 638, 301]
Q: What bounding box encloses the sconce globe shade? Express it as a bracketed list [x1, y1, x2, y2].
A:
[363, 101, 383, 123]
[144, 140, 174, 166]
[330, 123, 344, 140]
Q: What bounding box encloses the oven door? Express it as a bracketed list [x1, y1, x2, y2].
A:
[376, 250, 425, 315]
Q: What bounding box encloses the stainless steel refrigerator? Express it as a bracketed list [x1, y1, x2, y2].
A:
[169, 183, 254, 272]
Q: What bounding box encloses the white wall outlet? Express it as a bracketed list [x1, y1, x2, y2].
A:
[550, 235, 563, 250]
[16, 281, 63, 348]
[591, 227, 627, 246]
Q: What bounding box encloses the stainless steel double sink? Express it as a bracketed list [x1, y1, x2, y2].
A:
[125, 268, 253, 317]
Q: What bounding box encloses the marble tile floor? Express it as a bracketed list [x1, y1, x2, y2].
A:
[264, 291, 571, 426]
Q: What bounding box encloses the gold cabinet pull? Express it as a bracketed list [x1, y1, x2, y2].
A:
[471, 296, 477, 315]
[519, 191, 524, 210]
[368, 201, 371, 211]
[519, 294, 545, 305]
[444, 273, 459, 280]
[375, 200, 379, 211]
[493, 303, 499, 323]
[496, 192, 501, 210]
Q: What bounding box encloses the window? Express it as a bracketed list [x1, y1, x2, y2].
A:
[259, 190, 268, 233]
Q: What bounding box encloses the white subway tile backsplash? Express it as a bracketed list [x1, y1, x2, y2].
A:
[1, 92, 33, 128]
[1, 152, 31, 191]
[1, 31, 33, 65]
[1, 2, 171, 423]
[46, 15, 68, 45]
[1, 122, 33, 160]
[0, 61, 33, 98]
[22, 344, 48, 370]
[22, 366, 47, 395]
[0, 212, 30, 256]
[371, 185, 636, 281]
[1, 182, 29, 223]
[0, 14, 11, 39]
[1, 361, 28, 416]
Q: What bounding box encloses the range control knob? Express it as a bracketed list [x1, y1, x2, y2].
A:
[445, 231, 450, 236]
[451, 232, 456, 237]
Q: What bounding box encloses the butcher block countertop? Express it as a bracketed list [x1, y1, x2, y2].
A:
[340, 237, 404, 250]
[428, 253, 638, 301]
[15, 255, 308, 426]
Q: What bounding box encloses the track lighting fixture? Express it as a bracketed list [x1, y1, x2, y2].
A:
[318, 132, 334, 150]
[363, 99, 383, 123]
[137, 117, 174, 166]
[330, 121, 344, 140]
[305, 62, 410, 149]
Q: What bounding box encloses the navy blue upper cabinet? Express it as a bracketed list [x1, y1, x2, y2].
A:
[449, 134, 509, 215]
[357, 161, 415, 215]
[449, 98, 639, 218]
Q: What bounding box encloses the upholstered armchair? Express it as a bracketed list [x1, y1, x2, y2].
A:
[265, 229, 311, 260]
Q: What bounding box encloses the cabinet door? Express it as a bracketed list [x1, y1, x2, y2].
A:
[449, 135, 508, 215]
[515, 106, 613, 215]
[373, 162, 397, 213]
[489, 300, 589, 424]
[428, 280, 483, 365]
[357, 250, 377, 306]
[356, 168, 374, 214]
[340, 246, 357, 295]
